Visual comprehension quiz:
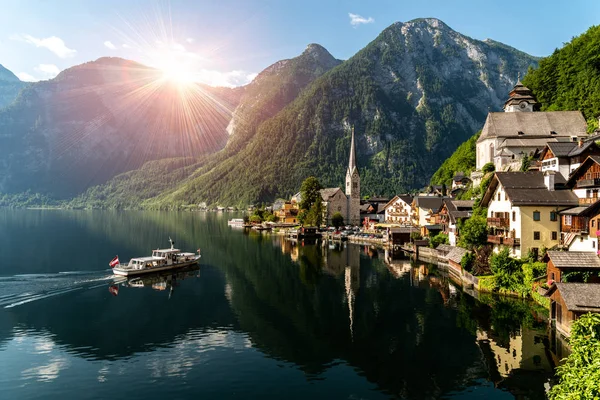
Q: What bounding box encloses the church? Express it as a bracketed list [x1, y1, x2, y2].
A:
[320, 128, 361, 226]
[475, 80, 587, 172]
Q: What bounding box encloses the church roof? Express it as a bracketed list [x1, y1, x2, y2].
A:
[320, 187, 344, 201]
[503, 80, 540, 109]
[478, 111, 587, 142]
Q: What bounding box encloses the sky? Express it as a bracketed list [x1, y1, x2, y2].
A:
[0, 0, 599, 86]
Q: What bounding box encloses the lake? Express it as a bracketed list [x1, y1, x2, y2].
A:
[0, 209, 558, 399]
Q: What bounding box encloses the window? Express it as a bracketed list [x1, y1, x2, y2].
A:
[565, 215, 572, 225]
[552, 231, 558, 241]
[594, 241, 596, 249]
[498, 193, 501, 201]
[533, 231, 540, 240]
[533, 211, 540, 221]
[594, 220, 596, 228]
[512, 211, 516, 222]
[550, 212, 557, 222]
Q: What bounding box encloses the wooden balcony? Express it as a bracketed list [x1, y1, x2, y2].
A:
[562, 216, 589, 233]
[487, 217, 510, 228]
[578, 197, 600, 205]
[577, 178, 600, 188]
[487, 235, 503, 244]
[503, 237, 520, 246]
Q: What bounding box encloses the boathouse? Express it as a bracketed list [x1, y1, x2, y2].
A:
[545, 251, 600, 283]
[545, 282, 600, 336]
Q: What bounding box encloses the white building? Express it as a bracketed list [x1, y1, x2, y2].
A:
[383, 195, 413, 224]
[476, 81, 587, 172]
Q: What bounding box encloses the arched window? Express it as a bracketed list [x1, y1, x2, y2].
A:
[489, 143, 494, 162]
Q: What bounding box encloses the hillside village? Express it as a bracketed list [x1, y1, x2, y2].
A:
[267, 80, 600, 339]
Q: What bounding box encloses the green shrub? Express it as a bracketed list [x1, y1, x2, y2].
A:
[482, 162, 495, 173]
[429, 232, 449, 248]
[460, 252, 475, 273]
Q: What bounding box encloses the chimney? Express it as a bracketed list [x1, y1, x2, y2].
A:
[544, 171, 555, 191]
[579, 138, 584, 148]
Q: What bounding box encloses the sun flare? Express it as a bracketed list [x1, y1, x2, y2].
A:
[159, 61, 197, 85]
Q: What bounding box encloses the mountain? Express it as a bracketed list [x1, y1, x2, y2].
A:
[144, 18, 538, 207]
[0, 57, 241, 198]
[0, 64, 26, 109]
[71, 44, 343, 208]
[522, 25, 600, 131]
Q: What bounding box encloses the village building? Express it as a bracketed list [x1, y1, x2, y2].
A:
[545, 283, 600, 337]
[360, 197, 388, 225]
[383, 195, 413, 225]
[565, 155, 600, 205]
[545, 251, 600, 284]
[481, 171, 578, 258]
[475, 81, 587, 172]
[558, 199, 600, 251]
[439, 199, 474, 246]
[451, 172, 471, 190]
[275, 201, 300, 224]
[412, 196, 444, 227]
[539, 139, 600, 180]
[320, 187, 348, 225]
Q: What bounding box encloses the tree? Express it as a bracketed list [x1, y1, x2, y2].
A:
[489, 247, 524, 293]
[299, 177, 323, 211]
[331, 212, 344, 230]
[482, 162, 495, 174]
[429, 232, 449, 248]
[410, 231, 423, 241]
[550, 313, 600, 399]
[457, 216, 488, 248]
[305, 200, 323, 227]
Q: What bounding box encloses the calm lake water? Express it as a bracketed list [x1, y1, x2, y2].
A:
[0, 210, 558, 399]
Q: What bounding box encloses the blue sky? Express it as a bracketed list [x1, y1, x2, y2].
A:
[1, 0, 598, 86]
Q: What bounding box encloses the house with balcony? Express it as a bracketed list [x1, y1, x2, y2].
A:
[538, 139, 600, 180]
[565, 155, 600, 206]
[558, 199, 600, 251]
[275, 201, 300, 224]
[481, 171, 579, 258]
[412, 196, 444, 227]
[383, 195, 413, 225]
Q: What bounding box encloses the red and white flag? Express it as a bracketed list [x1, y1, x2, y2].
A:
[108, 285, 119, 296]
[109, 256, 120, 268]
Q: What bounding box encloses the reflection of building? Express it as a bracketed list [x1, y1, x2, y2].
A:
[476, 326, 553, 379]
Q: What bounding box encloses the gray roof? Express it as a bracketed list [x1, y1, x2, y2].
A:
[478, 111, 587, 141]
[390, 227, 413, 233]
[451, 200, 474, 209]
[320, 188, 343, 201]
[482, 172, 578, 207]
[436, 244, 454, 254]
[551, 283, 600, 312]
[446, 247, 469, 264]
[545, 139, 599, 158]
[546, 251, 600, 269]
[449, 210, 472, 224]
[399, 195, 413, 205]
[559, 206, 590, 216]
[415, 196, 444, 211]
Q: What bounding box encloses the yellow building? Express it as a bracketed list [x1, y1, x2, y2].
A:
[481, 171, 578, 258]
[275, 201, 300, 224]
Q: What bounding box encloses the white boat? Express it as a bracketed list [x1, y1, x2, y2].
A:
[112, 238, 200, 277]
[228, 218, 245, 227]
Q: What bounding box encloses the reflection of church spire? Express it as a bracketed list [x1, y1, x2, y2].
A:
[345, 266, 355, 341]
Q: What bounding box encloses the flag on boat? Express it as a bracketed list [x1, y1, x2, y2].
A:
[109, 256, 120, 268]
[108, 285, 119, 296]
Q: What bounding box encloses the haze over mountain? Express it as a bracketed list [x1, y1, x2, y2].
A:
[1, 18, 539, 207]
[0, 57, 241, 197]
[0, 64, 26, 109]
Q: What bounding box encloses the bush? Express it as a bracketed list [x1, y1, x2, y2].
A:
[458, 216, 488, 248]
[482, 162, 495, 173]
[460, 252, 475, 273]
[249, 215, 262, 224]
[331, 212, 344, 230]
[550, 313, 600, 399]
[429, 232, 449, 248]
[410, 231, 423, 241]
[489, 247, 525, 294]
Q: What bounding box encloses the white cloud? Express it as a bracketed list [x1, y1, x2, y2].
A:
[122, 43, 132, 49]
[35, 64, 60, 79]
[11, 34, 76, 58]
[186, 37, 194, 44]
[16, 72, 36, 82]
[172, 43, 185, 51]
[104, 41, 117, 50]
[348, 13, 374, 27]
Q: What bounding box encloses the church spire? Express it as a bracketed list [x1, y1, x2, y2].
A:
[348, 126, 356, 175]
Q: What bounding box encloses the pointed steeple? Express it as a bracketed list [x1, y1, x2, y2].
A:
[348, 126, 356, 175]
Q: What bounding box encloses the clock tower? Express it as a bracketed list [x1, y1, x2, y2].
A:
[345, 127, 361, 225]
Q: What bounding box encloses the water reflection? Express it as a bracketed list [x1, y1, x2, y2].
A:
[0, 211, 558, 399]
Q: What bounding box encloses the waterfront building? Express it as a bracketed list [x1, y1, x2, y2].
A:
[475, 81, 587, 172]
[539, 139, 600, 180]
[557, 199, 600, 251]
[565, 155, 600, 205]
[481, 171, 578, 258]
[438, 199, 474, 246]
[383, 195, 413, 224]
[545, 251, 600, 283]
[275, 201, 300, 224]
[411, 196, 444, 227]
[545, 282, 600, 337]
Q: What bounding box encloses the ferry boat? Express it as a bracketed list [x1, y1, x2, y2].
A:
[227, 218, 245, 227]
[111, 238, 200, 277]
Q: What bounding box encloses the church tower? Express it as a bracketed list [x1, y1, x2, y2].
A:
[503, 78, 540, 112]
[345, 127, 360, 225]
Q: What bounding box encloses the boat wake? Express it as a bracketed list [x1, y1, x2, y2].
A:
[0, 270, 114, 309]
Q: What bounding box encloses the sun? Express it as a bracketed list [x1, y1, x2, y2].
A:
[159, 61, 197, 85]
